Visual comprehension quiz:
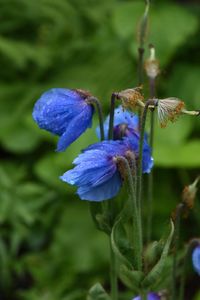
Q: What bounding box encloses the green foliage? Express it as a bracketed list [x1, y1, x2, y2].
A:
[0, 0, 199, 299]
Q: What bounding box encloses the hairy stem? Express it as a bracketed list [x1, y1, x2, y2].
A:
[146, 77, 156, 244]
[110, 238, 118, 300]
[89, 96, 105, 140]
[137, 100, 155, 227]
[108, 93, 116, 140]
[117, 156, 142, 270]
[172, 203, 184, 300]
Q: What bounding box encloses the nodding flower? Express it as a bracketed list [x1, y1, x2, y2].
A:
[32, 88, 94, 151]
[156, 97, 199, 128]
[114, 87, 145, 111]
[60, 137, 153, 201]
[144, 44, 160, 79]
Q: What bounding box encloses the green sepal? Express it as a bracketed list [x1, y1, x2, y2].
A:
[119, 264, 144, 292]
[87, 283, 111, 300]
[141, 220, 174, 289]
[111, 217, 134, 269]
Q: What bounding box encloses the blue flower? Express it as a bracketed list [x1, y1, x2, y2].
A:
[60, 137, 153, 201]
[132, 292, 160, 300]
[96, 105, 139, 140]
[32, 88, 94, 151]
[192, 245, 200, 275]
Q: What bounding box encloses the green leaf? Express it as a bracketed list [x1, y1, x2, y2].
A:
[141, 220, 174, 289]
[111, 218, 134, 270]
[119, 265, 144, 293]
[87, 283, 111, 300]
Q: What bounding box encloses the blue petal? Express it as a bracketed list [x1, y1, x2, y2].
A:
[192, 245, 200, 275]
[133, 293, 160, 300]
[56, 106, 93, 151]
[61, 162, 116, 187]
[77, 172, 122, 201]
[96, 105, 139, 139]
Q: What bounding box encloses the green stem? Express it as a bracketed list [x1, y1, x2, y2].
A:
[146, 77, 156, 244]
[108, 93, 116, 140]
[110, 238, 118, 300]
[172, 203, 184, 300]
[137, 100, 155, 219]
[88, 96, 105, 140]
[137, 0, 150, 85]
[116, 156, 142, 271]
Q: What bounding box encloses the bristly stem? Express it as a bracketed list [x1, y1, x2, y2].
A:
[137, 100, 155, 230]
[110, 238, 118, 300]
[146, 77, 156, 244]
[137, 0, 150, 85]
[108, 93, 116, 140]
[116, 156, 142, 271]
[172, 203, 184, 300]
[88, 96, 105, 140]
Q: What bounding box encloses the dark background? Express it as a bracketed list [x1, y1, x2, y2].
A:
[0, 0, 199, 299]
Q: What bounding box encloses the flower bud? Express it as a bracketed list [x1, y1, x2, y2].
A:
[145, 44, 160, 79]
[182, 177, 199, 210]
[192, 244, 200, 276]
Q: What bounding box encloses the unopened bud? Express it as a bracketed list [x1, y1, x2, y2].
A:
[182, 177, 199, 210]
[145, 44, 160, 79]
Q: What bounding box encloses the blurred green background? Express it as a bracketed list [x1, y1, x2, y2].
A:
[0, 0, 200, 299]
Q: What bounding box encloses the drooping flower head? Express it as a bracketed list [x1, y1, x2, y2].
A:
[132, 292, 161, 300]
[192, 244, 200, 276]
[96, 105, 140, 140]
[156, 97, 200, 128]
[156, 97, 185, 128]
[32, 88, 94, 151]
[115, 87, 144, 111]
[60, 137, 153, 201]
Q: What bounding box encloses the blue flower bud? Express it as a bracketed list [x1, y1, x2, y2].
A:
[192, 245, 200, 275]
[133, 292, 160, 300]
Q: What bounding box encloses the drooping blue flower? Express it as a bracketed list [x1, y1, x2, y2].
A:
[60, 137, 153, 201]
[132, 292, 160, 300]
[32, 88, 94, 151]
[96, 105, 139, 140]
[192, 245, 200, 275]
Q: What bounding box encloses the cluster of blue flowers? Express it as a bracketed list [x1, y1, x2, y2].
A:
[33, 88, 153, 201]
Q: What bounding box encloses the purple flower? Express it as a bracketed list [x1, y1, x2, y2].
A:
[133, 292, 160, 300]
[96, 105, 139, 140]
[60, 137, 153, 201]
[192, 245, 200, 275]
[32, 88, 94, 151]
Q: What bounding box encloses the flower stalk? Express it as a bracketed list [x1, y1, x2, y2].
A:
[116, 156, 142, 271]
[88, 96, 105, 140]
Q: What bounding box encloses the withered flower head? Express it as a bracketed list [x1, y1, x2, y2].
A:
[157, 97, 185, 127]
[145, 44, 160, 79]
[115, 87, 144, 111]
